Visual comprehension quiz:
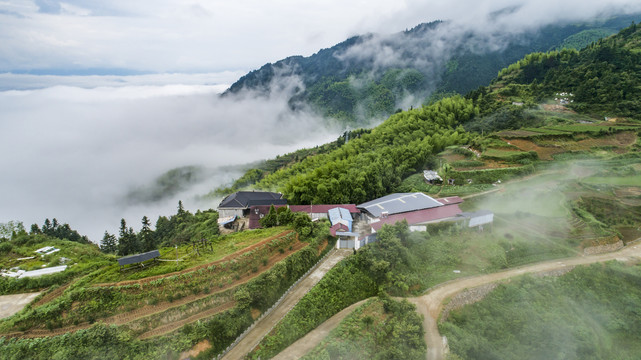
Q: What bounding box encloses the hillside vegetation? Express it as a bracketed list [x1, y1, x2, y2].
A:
[441, 262, 641, 360]
[226, 14, 640, 125]
[0, 214, 334, 359]
[3, 16, 641, 360]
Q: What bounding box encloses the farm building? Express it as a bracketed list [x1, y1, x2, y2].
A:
[458, 210, 494, 230]
[328, 207, 353, 230]
[358, 193, 463, 233]
[246, 204, 359, 230]
[217, 191, 287, 218]
[423, 170, 443, 184]
[288, 204, 359, 220]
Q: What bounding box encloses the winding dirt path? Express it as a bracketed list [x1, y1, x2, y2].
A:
[272, 299, 369, 360]
[411, 242, 641, 360]
[274, 242, 641, 360]
[221, 249, 351, 360]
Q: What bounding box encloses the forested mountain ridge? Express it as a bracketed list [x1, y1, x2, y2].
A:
[220, 23, 641, 203]
[224, 13, 641, 125]
[481, 22, 641, 119]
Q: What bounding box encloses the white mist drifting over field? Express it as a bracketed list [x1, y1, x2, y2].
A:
[0, 75, 338, 241]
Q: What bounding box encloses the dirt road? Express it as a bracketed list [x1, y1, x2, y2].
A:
[221, 249, 351, 360]
[0, 292, 41, 319]
[272, 299, 369, 360]
[411, 242, 641, 360]
[274, 242, 641, 360]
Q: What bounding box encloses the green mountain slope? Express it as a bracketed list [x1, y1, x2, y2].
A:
[225, 14, 641, 125]
[466, 22, 641, 123]
[221, 23, 641, 203]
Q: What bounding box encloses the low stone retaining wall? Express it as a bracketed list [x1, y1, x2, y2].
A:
[440, 283, 497, 323]
[583, 240, 624, 255]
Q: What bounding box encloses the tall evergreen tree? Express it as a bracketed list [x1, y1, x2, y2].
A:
[139, 216, 155, 251]
[118, 219, 140, 255]
[100, 231, 118, 254]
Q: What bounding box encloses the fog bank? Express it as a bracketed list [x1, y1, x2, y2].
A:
[0, 76, 338, 242]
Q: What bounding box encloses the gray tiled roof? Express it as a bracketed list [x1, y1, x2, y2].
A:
[218, 191, 286, 209]
[357, 192, 443, 217]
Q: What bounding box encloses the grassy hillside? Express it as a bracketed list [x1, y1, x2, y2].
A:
[0, 217, 334, 359]
[440, 262, 641, 360]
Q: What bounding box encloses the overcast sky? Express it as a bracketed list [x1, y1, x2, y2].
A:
[2, 0, 641, 242]
[1, 0, 640, 76]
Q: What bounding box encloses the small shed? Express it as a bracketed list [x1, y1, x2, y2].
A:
[328, 207, 353, 232]
[423, 170, 443, 184]
[458, 210, 494, 229]
[117, 250, 160, 270]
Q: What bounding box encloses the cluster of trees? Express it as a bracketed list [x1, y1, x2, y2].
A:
[258, 205, 314, 236]
[490, 23, 641, 118]
[252, 96, 477, 204]
[209, 129, 371, 198]
[305, 68, 428, 123]
[0, 219, 89, 244]
[29, 219, 90, 244]
[99, 201, 220, 256]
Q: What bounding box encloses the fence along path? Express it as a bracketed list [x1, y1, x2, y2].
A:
[219, 248, 351, 360]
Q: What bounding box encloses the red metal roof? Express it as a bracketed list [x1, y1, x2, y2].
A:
[370, 203, 462, 232]
[248, 204, 360, 229]
[330, 223, 350, 236]
[289, 204, 359, 214]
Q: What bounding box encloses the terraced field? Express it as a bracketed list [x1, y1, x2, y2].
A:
[0, 231, 312, 340]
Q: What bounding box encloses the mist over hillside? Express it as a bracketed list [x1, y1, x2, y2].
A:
[0, 81, 338, 242]
[225, 13, 641, 125]
[2, 2, 641, 243]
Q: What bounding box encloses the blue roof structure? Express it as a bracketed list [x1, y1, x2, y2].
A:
[328, 207, 353, 231]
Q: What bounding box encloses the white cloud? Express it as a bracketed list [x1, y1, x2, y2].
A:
[0, 78, 338, 241]
[2, 0, 636, 75]
[0, 72, 242, 90]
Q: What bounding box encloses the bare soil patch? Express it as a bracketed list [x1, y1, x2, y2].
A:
[180, 340, 212, 360]
[504, 138, 564, 160]
[0, 292, 41, 320]
[542, 104, 576, 113]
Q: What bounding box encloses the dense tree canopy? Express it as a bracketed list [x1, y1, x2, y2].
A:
[254, 96, 477, 204]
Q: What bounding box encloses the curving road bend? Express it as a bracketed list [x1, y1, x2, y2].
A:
[410, 241, 641, 360]
[275, 242, 641, 360]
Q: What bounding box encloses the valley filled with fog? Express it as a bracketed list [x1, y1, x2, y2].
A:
[0, 75, 339, 241]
